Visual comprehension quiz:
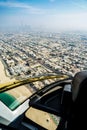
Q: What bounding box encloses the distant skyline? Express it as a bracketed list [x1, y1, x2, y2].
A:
[0, 0, 87, 31]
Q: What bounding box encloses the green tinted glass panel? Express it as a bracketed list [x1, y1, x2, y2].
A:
[0, 92, 20, 110]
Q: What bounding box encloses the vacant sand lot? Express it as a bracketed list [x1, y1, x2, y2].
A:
[0, 60, 32, 102]
[0, 60, 15, 83]
[26, 107, 58, 130]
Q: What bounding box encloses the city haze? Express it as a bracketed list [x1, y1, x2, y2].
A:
[0, 0, 87, 31]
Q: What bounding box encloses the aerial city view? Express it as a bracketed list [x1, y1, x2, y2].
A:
[0, 0, 87, 130]
[0, 32, 87, 81]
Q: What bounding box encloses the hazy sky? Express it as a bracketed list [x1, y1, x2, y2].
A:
[0, 0, 87, 31]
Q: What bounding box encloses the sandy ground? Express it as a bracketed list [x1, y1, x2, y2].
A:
[0, 60, 15, 83]
[26, 107, 58, 130]
[0, 60, 32, 101]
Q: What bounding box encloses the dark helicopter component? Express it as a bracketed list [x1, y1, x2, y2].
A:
[0, 71, 87, 130]
[67, 71, 87, 130]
